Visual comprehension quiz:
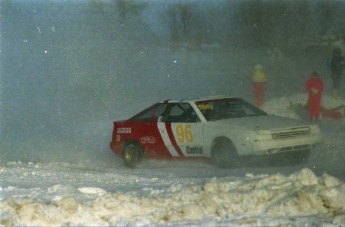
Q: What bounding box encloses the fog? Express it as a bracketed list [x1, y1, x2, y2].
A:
[0, 0, 344, 166]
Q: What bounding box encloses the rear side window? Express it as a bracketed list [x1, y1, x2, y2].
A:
[130, 103, 167, 121]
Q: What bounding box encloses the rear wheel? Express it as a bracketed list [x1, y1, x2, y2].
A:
[123, 142, 143, 168]
[211, 138, 239, 168]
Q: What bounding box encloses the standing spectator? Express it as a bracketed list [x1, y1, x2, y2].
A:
[329, 48, 345, 99]
[251, 64, 267, 107]
[305, 72, 324, 121]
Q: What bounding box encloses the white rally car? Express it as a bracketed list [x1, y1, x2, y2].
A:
[110, 96, 322, 167]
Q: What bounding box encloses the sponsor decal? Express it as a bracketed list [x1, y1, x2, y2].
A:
[117, 127, 132, 134]
[186, 146, 203, 154]
[116, 135, 121, 141]
[141, 136, 156, 144]
[198, 104, 213, 110]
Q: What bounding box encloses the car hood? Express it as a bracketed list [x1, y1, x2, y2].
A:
[213, 115, 309, 130]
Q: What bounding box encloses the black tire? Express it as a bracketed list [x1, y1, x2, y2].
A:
[123, 142, 143, 168]
[211, 138, 239, 168]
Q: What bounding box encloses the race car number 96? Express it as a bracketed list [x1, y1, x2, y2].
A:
[176, 124, 193, 143]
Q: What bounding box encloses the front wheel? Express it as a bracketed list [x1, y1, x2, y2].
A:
[211, 139, 239, 168]
[123, 142, 143, 168]
[290, 149, 311, 164]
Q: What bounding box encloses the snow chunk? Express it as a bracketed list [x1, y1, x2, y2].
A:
[322, 173, 344, 188]
[320, 185, 345, 210]
[55, 196, 79, 213]
[78, 187, 107, 195]
[333, 214, 345, 225]
[47, 184, 79, 195]
[293, 168, 319, 186]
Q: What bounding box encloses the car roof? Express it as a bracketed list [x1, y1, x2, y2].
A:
[160, 95, 235, 103]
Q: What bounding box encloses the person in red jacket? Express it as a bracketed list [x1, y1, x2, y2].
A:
[305, 71, 324, 121]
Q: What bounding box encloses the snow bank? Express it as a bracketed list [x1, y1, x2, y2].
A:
[1, 168, 344, 226]
[262, 93, 345, 119]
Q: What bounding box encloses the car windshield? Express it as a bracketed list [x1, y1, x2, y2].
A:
[196, 98, 267, 121]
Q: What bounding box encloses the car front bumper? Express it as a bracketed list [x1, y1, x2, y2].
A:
[252, 134, 322, 155]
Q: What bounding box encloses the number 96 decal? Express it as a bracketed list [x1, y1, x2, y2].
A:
[175, 124, 193, 143]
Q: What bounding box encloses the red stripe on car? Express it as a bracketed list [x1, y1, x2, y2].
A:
[165, 123, 185, 157]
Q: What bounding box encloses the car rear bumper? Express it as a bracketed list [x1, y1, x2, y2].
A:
[109, 142, 122, 156]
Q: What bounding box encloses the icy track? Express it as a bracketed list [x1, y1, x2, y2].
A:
[1, 94, 345, 226]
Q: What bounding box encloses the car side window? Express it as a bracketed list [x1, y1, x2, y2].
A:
[165, 103, 199, 123]
[197, 98, 268, 121]
[167, 103, 200, 123]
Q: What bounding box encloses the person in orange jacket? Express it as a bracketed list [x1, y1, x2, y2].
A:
[251, 64, 267, 107]
[305, 71, 324, 121]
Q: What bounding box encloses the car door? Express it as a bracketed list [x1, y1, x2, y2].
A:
[157, 103, 205, 158]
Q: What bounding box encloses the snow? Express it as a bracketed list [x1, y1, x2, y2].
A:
[1, 95, 345, 226]
[261, 93, 345, 119]
[1, 165, 345, 226]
